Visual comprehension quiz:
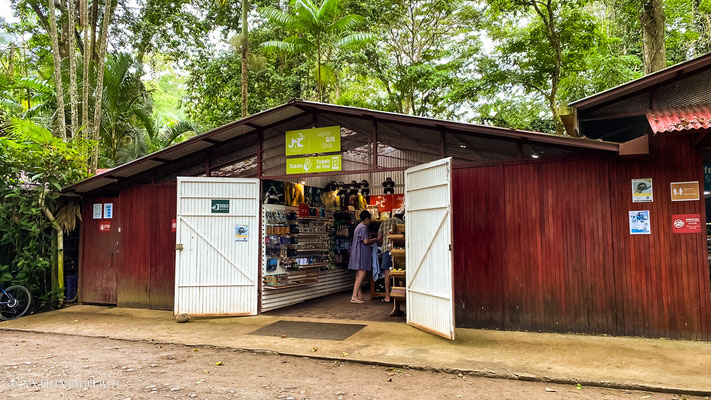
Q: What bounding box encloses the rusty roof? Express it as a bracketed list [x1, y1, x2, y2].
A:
[646, 105, 711, 134]
[570, 52, 711, 110]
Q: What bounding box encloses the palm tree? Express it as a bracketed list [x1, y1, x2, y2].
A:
[97, 53, 153, 166]
[260, 0, 373, 102]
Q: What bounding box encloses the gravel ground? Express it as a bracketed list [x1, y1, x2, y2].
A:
[0, 330, 706, 400]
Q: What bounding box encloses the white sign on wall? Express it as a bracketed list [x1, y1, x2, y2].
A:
[92, 203, 102, 219]
[103, 203, 113, 219]
[631, 178, 653, 202]
[629, 210, 651, 235]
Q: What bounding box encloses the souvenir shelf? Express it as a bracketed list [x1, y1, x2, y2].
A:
[262, 204, 334, 289]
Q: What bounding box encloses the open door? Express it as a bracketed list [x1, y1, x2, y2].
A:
[405, 158, 455, 339]
[174, 177, 260, 316]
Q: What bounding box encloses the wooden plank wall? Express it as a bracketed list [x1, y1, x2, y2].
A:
[117, 184, 177, 309]
[148, 185, 178, 309]
[453, 133, 711, 340]
[79, 196, 120, 304]
[80, 185, 176, 309]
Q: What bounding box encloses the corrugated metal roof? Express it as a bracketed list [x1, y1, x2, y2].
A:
[646, 105, 711, 133]
[65, 100, 620, 194]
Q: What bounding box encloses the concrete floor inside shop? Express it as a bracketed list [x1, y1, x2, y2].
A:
[265, 290, 406, 323]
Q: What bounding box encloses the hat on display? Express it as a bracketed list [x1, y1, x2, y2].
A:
[360, 180, 370, 197]
[383, 177, 395, 195]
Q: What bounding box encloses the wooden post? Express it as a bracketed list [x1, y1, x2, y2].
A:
[440, 126, 446, 158]
[257, 129, 263, 178]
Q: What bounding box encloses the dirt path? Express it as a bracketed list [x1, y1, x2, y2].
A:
[0, 331, 703, 400]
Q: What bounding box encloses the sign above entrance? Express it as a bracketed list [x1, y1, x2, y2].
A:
[285, 126, 341, 156]
[286, 155, 342, 174]
[670, 181, 700, 201]
[211, 199, 230, 213]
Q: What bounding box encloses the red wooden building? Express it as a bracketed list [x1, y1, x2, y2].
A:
[67, 54, 711, 340]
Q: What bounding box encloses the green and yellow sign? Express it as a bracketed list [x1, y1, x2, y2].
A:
[285, 126, 341, 156]
[287, 155, 342, 175]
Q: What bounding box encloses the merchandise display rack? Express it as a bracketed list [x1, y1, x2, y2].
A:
[261, 204, 334, 289]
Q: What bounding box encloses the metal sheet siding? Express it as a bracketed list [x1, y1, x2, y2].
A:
[261, 269, 354, 312]
[405, 158, 455, 339]
[175, 177, 260, 315]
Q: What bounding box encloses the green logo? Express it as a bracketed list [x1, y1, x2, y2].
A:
[286, 155, 342, 174]
[285, 126, 341, 156]
[211, 199, 230, 213]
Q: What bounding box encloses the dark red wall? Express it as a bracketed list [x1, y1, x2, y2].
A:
[453, 133, 711, 340]
[80, 184, 176, 309]
[79, 196, 119, 304]
[117, 183, 177, 309]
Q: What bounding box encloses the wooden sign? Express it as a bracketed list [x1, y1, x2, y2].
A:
[670, 181, 700, 201]
[672, 214, 702, 233]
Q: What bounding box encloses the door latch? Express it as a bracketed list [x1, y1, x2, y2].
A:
[176, 244, 184, 251]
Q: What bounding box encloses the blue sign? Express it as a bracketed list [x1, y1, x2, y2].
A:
[103, 203, 113, 219]
[629, 210, 651, 235]
[704, 163, 711, 192]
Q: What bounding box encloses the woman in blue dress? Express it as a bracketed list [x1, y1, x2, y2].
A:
[348, 210, 379, 303]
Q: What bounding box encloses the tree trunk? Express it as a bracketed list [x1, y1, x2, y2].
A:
[317, 37, 322, 102]
[48, 0, 67, 140]
[89, 0, 99, 62]
[640, 0, 666, 74]
[90, 0, 114, 173]
[68, 0, 79, 138]
[81, 0, 91, 143]
[40, 188, 65, 305]
[241, 0, 248, 118]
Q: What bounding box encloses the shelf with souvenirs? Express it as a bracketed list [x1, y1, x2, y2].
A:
[262, 204, 335, 289]
[260, 178, 401, 288]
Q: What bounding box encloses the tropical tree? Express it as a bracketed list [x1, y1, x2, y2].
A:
[260, 0, 374, 102]
[96, 53, 153, 166]
[345, 0, 477, 117]
[0, 118, 87, 307]
[241, 0, 249, 117]
[143, 119, 199, 153]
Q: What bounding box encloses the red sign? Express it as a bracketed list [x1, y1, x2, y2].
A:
[99, 221, 111, 232]
[171, 219, 177, 232]
[369, 194, 404, 212]
[672, 214, 702, 233]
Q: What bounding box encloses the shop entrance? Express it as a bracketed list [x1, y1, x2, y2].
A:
[260, 158, 455, 339]
[174, 159, 455, 339]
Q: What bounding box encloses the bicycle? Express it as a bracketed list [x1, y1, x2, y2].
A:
[0, 285, 31, 320]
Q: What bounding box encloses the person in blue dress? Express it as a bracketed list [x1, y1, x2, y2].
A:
[348, 210, 378, 303]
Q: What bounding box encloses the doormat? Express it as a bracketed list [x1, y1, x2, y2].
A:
[248, 320, 366, 341]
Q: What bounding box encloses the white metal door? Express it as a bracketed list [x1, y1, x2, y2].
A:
[405, 158, 455, 339]
[174, 177, 260, 316]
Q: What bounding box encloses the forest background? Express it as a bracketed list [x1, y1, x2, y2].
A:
[0, 0, 709, 305]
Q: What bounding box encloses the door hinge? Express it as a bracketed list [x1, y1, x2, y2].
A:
[449, 244, 452, 251]
[176, 244, 184, 251]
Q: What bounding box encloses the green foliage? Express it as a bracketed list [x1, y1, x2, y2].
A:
[0, 119, 87, 307]
[97, 53, 154, 166]
[259, 0, 374, 101]
[184, 42, 306, 128]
